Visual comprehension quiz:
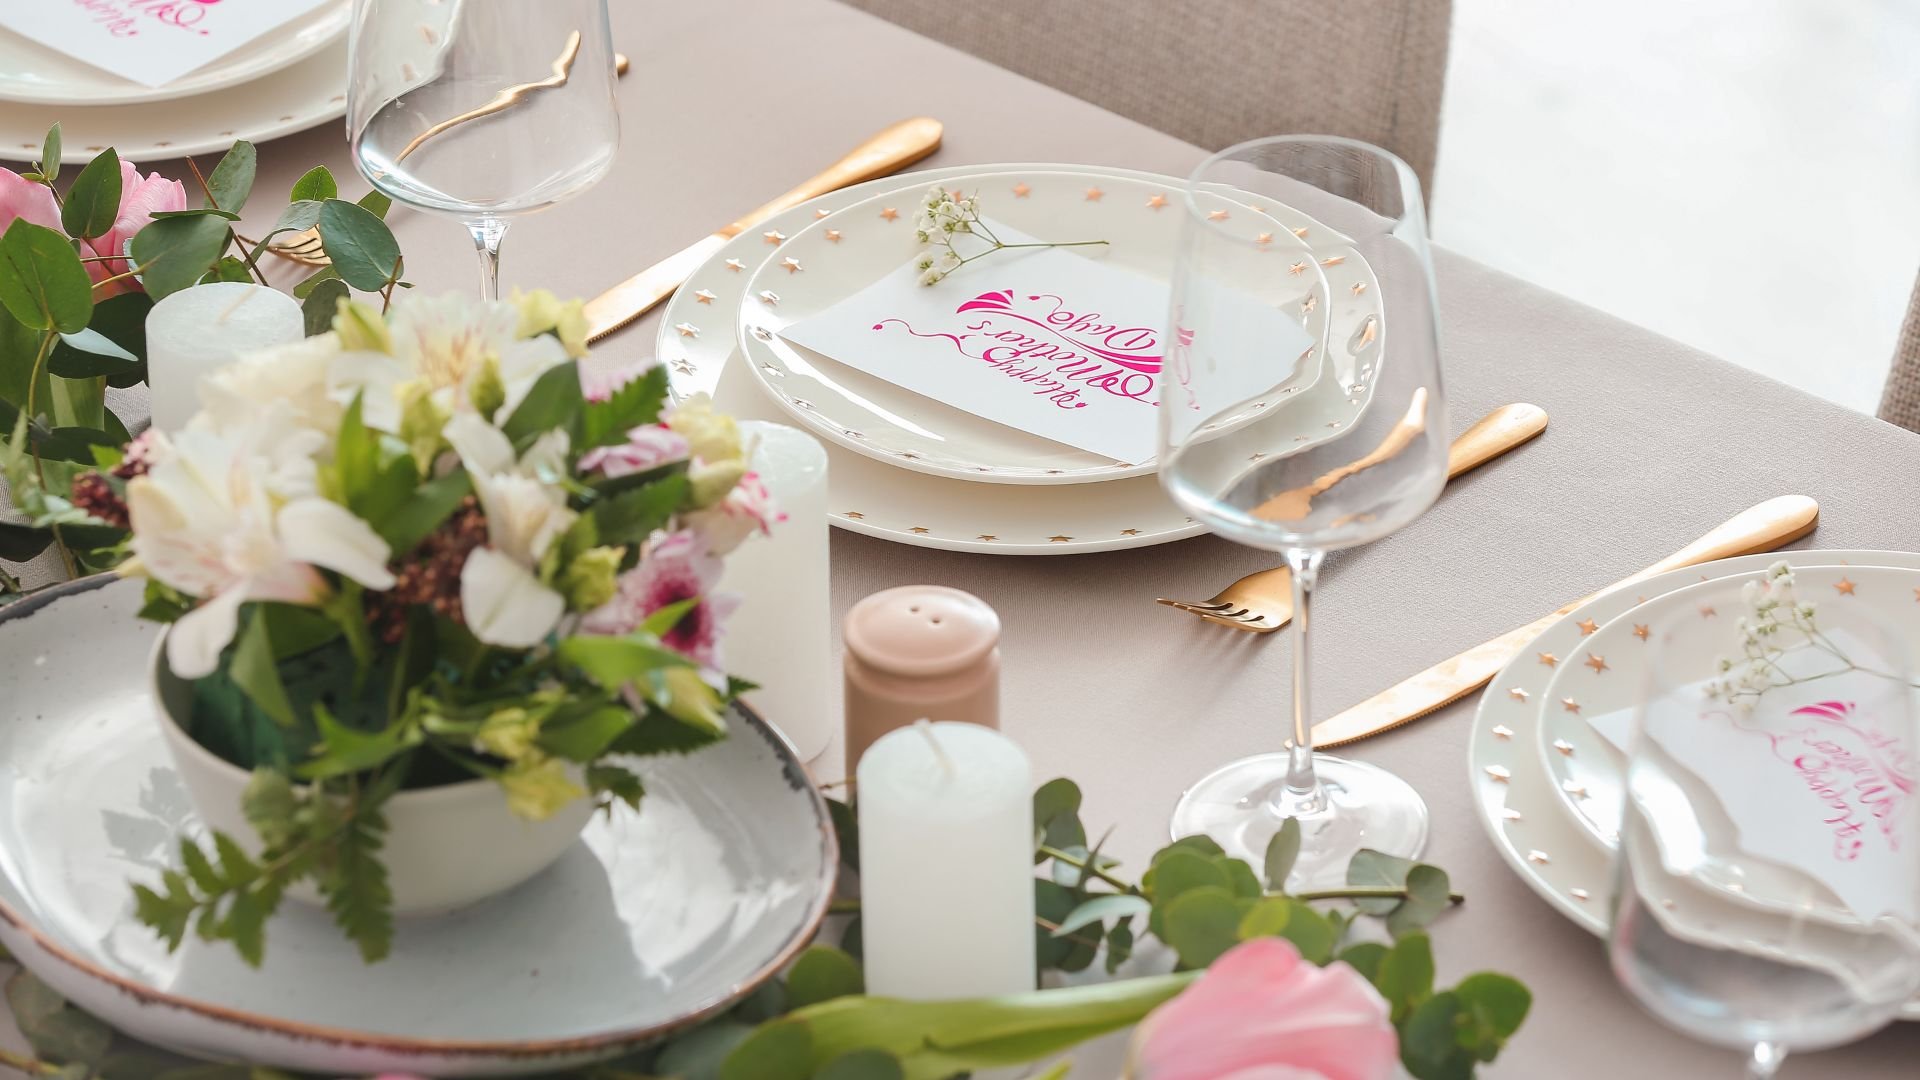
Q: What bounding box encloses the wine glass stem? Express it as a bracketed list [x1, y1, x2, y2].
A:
[1745, 1041, 1786, 1079]
[467, 218, 509, 301]
[1276, 547, 1326, 812]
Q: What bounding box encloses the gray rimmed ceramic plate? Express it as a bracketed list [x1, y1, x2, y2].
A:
[0, 576, 835, 1077]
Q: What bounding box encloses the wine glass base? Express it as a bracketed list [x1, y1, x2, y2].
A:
[1169, 752, 1430, 892]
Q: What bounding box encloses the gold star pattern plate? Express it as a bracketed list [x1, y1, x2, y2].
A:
[1473, 553, 1920, 977]
[650, 164, 1375, 556]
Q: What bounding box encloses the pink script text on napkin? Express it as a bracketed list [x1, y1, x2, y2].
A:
[71, 0, 223, 40]
[1734, 700, 1915, 863]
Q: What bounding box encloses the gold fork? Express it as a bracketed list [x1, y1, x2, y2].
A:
[1156, 402, 1549, 632]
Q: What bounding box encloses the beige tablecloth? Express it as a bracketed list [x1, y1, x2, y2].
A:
[9, 0, 1920, 1075]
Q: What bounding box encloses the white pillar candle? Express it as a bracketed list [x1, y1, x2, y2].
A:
[145, 282, 303, 433]
[721, 422, 833, 760]
[858, 721, 1035, 999]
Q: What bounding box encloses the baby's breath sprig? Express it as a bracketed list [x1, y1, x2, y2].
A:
[1703, 561, 1918, 712]
[913, 184, 1108, 286]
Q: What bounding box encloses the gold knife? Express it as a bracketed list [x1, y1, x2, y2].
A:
[583, 117, 945, 343]
[1306, 494, 1820, 749]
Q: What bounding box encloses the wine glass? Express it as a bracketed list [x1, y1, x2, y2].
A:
[1610, 600, 1920, 1077]
[1160, 136, 1448, 885]
[346, 0, 620, 299]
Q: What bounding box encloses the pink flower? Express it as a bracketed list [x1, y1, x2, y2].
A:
[578, 356, 660, 403]
[1128, 939, 1398, 1080]
[578, 424, 689, 479]
[79, 160, 187, 296]
[683, 470, 783, 555]
[581, 529, 737, 668]
[0, 167, 60, 235]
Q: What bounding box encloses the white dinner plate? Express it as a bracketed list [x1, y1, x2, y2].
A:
[738, 168, 1326, 484]
[1538, 562, 1920, 856]
[0, 2, 348, 107]
[0, 576, 837, 1075]
[0, 39, 347, 165]
[1468, 548, 1920, 1019]
[654, 163, 1380, 554]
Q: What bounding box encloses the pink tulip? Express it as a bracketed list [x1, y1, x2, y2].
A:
[1128, 938, 1399, 1080]
[0, 167, 61, 236]
[79, 159, 187, 296]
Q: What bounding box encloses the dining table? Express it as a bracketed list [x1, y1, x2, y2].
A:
[7, 0, 1920, 1075]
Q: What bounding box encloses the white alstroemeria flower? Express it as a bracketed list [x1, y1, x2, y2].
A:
[444, 413, 577, 648]
[330, 293, 568, 433]
[128, 417, 395, 678]
[197, 333, 345, 438]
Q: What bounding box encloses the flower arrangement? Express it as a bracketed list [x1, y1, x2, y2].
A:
[1704, 561, 1919, 711]
[912, 184, 1106, 286]
[111, 287, 768, 964]
[1, 128, 407, 587]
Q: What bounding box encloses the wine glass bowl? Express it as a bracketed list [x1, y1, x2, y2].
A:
[1160, 137, 1448, 886]
[346, 0, 620, 297]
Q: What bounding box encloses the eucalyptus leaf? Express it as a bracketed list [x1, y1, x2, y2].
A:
[302, 277, 350, 338]
[200, 256, 253, 284]
[1387, 863, 1453, 939]
[1375, 931, 1436, 1023]
[38, 123, 60, 179]
[1237, 896, 1291, 940]
[0, 219, 93, 332]
[827, 796, 859, 873]
[1052, 893, 1149, 938]
[1452, 972, 1532, 1061]
[357, 189, 393, 219]
[1399, 991, 1472, 1080]
[128, 213, 230, 300]
[0, 521, 54, 561]
[150, 208, 242, 222]
[1337, 940, 1389, 983]
[1346, 847, 1421, 915]
[61, 147, 121, 239]
[1103, 917, 1135, 975]
[719, 1019, 811, 1080]
[206, 140, 258, 212]
[289, 165, 338, 203]
[269, 199, 324, 236]
[1264, 817, 1302, 890]
[317, 198, 403, 290]
[786, 944, 865, 1008]
[291, 265, 340, 299]
[1159, 885, 1243, 969]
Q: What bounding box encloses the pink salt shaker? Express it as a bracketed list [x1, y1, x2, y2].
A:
[843, 585, 1002, 776]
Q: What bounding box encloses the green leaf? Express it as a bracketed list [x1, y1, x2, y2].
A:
[1274, 899, 1336, 964]
[38, 124, 60, 180]
[242, 769, 299, 849]
[827, 796, 859, 873]
[1452, 972, 1532, 1061]
[607, 704, 725, 757]
[1237, 896, 1290, 939]
[1347, 847, 1420, 915]
[61, 147, 121, 239]
[720, 1018, 812, 1080]
[1160, 885, 1243, 969]
[179, 838, 221, 893]
[20, 1007, 113, 1069]
[1264, 817, 1302, 891]
[639, 596, 699, 638]
[317, 198, 402, 290]
[655, 1019, 754, 1080]
[357, 189, 393, 219]
[128, 213, 230, 300]
[585, 763, 645, 809]
[591, 474, 689, 548]
[1400, 991, 1472, 1080]
[500, 359, 584, 445]
[302, 277, 350, 338]
[378, 465, 471, 553]
[331, 394, 419, 530]
[1156, 835, 1225, 860]
[290, 166, 338, 203]
[150, 207, 241, 222]
[48, 290, 150, 384]
[1104, 917, 1135, 975]
[1142, 850, 1229, 907]
[230, 605, 297, 728]
[221, 887, 273, 968]
[815, 1049, 906, 1080]
[1032, 777, 1086, 858]
[539, 703, 634, 761]
[261, 602, 343, 659]
[1376, 931, 1436, 1023]
[0, 521, 54, 561]
[787, 944, 865, 1008]
[132, 875, 196, 951]
[0, 220, 92, 332]
[199, 255, 253, 284]
[1338, 941, 1389, 983]
[1034, 878, 1092, 972]
[291, 264, 340, 299]
[581, 363, 667, 447]
[206, 141, 258, 212]
[1053, 893, 1150, 938]
[558, 635, 695, 692]
[268, 199, 324, 236]
[321, 808, 393, 964]
[1221, 856, 1262, 899]
[5, 969, 64, 1030]
[296, 702, 422, 780]
[1387, 863, 1453, 939]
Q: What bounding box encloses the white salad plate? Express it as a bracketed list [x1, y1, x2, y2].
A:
[738, 168, 1327, 485]
[0, 576, 837, 1076]
[0, 2, 348, 107]
[655, 162, 1380, 554]
[1538, 561, 1920, 856]
[1467, 548, 1920, 1020]
[0, 40, 347, 165]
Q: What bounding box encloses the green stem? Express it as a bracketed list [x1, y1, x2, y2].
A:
[89, 268, 140, 291]
[1296, 886, 1466, 904]
[226, 229, 273, 286]
[1038, 844, 1138, 893]
[0, 1047, 60, 1077]
[20, 332, 77, 581]
[828, 898, 861, 915]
